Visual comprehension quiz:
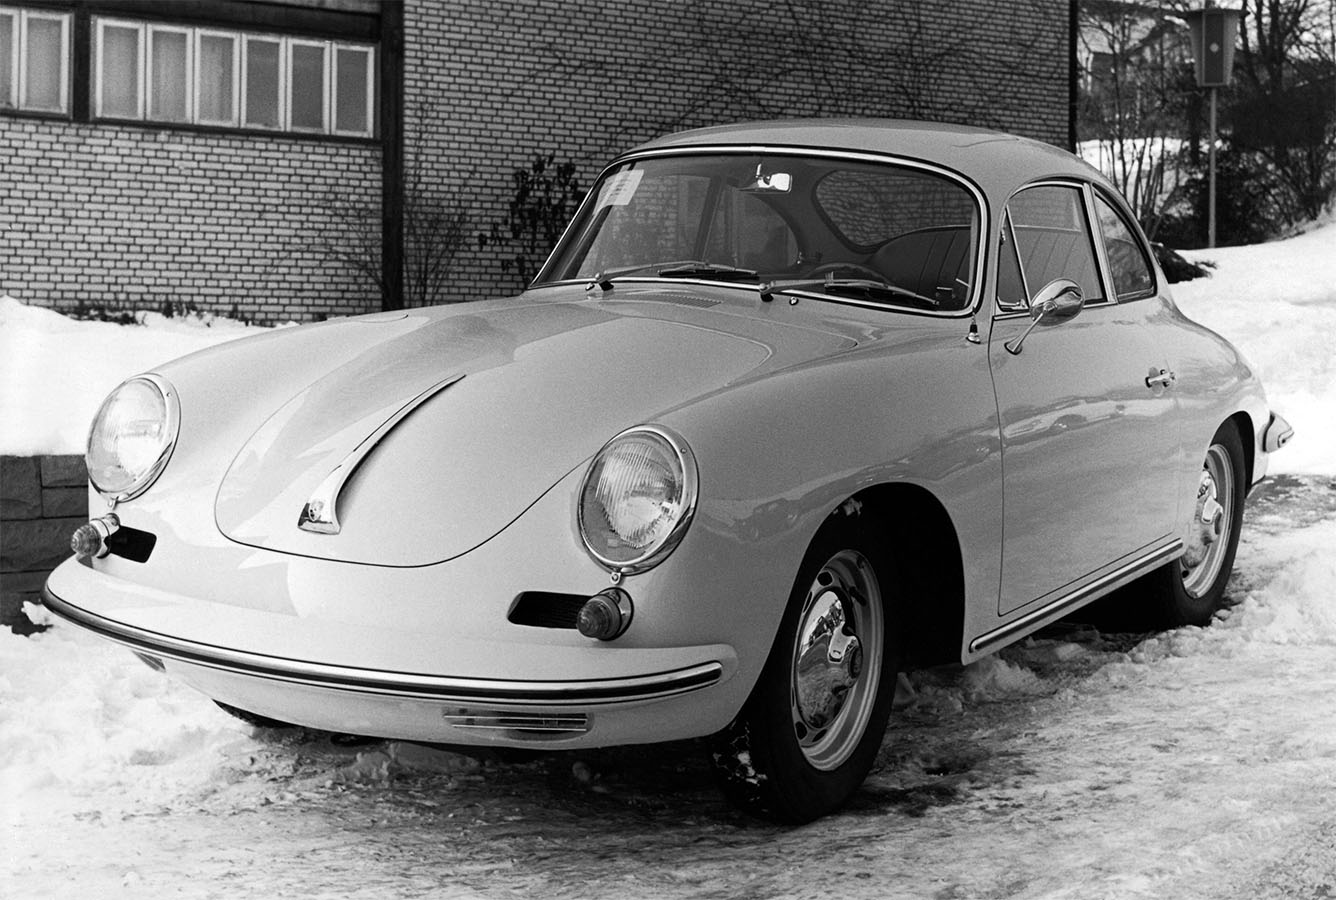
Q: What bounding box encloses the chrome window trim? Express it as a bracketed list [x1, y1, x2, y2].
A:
[995, 208, 1029, 313]
[536, 144, 990, 320]
[1090, 186, 1160, 303]
[1082, 182, 1122, 307]
[995, 179, 1115, 316]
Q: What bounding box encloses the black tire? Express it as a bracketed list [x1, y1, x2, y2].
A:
[711, 514, 901, 823]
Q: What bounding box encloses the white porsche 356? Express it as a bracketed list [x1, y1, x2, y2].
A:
[45, 120, 1292, 822]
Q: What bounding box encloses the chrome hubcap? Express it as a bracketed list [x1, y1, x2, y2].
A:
[1181, 444, 1234, 598]
[790, 550, 883, 771]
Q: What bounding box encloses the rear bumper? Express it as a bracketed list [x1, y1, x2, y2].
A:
[42, 558, 740, 747]
[1262, 411, 1294, 454]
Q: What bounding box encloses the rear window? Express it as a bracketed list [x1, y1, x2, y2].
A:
[815, 169, 978, 249]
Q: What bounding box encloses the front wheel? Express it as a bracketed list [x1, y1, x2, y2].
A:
[712, 517, 900, 823]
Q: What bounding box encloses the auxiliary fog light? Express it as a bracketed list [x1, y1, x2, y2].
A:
[577, 588, 633, 641]
[71, 514, 121, 560]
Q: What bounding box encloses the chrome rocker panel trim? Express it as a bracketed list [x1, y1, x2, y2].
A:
[41, 585, 723, 707]
[969, 537, 1184, 654]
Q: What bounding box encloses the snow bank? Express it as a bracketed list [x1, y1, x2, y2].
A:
[0, 621, 251, 817]
[1172, 223, 1336, 476]
[0, 295, 273, 456]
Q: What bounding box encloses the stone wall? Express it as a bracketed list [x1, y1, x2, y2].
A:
[0, 455, 86, 631]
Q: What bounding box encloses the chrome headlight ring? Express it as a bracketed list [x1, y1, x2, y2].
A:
[577, 425, 699, 576]
[85, 374, 180, 505]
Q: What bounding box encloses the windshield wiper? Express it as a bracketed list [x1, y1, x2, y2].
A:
[761, 277, 941, 310]
[655, 262, 759, 282]
[582, 261, 759, 288]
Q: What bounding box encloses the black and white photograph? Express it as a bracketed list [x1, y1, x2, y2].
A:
[2, 1, 1334, 897]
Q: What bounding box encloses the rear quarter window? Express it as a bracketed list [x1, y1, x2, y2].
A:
[1094, 193, 1156, 301]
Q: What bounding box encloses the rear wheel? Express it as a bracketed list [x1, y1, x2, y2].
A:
[1095, 423, 1247, 631]
[712, 516, 900, 823]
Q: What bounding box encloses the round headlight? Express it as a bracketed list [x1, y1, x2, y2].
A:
[86, 375, 180, 503]
[578, 426, 698, 574]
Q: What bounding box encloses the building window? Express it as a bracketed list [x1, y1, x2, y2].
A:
[96, 20, 143, 119]
[149, 26, 192, 122]
[333, 45, 372, 136]
[242, 34, 282, 128]
[0, 6, 71, 114]
[196, 31, 238, 126]
[93, 17, 374, 137]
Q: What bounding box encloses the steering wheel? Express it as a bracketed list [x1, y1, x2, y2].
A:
[804, 262, 889, 283]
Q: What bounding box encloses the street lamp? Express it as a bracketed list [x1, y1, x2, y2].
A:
[1184, 4, 1243, 248]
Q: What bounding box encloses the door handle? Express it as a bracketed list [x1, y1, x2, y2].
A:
[1145, 368, 1175, 389]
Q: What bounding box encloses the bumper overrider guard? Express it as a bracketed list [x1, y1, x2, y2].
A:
[40, 585, 724, 708]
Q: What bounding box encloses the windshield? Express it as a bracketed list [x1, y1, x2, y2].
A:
[538, 152, 982, 312]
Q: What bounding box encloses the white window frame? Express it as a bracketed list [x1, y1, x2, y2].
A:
[1, 7, 17, 108]
[78, 15, 374, 137]
[331, 41, 374, 138]
[95, 17, 146, 120]
[285, 37, 328, 133]
[147, 23, 194, 123]
[9, 7, 70, 114]
[240, 33, 285, 131]
[194, 29, 239, 127]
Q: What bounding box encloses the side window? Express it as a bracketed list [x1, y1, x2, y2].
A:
[1094, 194, 1155, 300]
[996, 211, 1028, 310]
[1006, 185, 1105, 306]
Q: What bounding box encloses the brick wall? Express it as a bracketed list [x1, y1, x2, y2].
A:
[0, 455, 86, 632]
[1, 0, 1070, 320]
[404, 0, 1073, 301]
[0, 120, 382, 325]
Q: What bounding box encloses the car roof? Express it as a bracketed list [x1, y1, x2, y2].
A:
[624, 118, 1106, 199]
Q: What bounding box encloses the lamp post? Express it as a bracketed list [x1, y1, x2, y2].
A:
[1185, 4, 1243, 248]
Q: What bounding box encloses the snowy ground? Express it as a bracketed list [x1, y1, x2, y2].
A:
[2, 223, 1335, 898]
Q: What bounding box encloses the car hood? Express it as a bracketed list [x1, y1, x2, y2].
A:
[213, 288, 856, 566]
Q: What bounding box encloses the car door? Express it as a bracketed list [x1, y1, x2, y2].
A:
[988, 181, 1180, 616]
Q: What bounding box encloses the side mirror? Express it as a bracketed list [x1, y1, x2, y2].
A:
[1004, 278, 1084, 355]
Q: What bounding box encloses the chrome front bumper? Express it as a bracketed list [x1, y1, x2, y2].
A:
[41, 558, 741, 746]
[42, 584, 722, 706]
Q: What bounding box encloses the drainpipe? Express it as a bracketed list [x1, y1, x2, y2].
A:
[380, 1, 405, 311]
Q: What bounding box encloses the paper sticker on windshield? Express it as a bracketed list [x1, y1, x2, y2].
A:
[597, 170, 644, 208]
